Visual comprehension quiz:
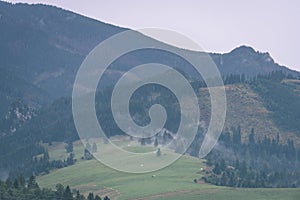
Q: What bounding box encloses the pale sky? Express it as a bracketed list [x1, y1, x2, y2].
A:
[5, 0, 300, 71]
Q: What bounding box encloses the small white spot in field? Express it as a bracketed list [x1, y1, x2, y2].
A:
[140, 164, 144, 167]
[127, 144, 131, 147]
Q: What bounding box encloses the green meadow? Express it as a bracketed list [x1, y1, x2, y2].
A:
[38, 139, 300, 200]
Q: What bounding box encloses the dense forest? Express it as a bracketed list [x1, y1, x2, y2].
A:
[201, 126, 300, 188]
[0, 175, 110, 200]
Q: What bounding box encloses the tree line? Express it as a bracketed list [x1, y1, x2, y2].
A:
[201, 126, 300, 188]
[0, 175, 110, 200]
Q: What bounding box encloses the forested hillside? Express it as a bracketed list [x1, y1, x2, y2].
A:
[0, 1, 300, 194]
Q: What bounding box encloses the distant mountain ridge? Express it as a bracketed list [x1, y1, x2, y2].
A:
[0, 1, 298, 109]
[0, 1, 299, 118]
[210, 45, 299, 77]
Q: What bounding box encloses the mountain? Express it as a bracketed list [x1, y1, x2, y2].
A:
[210, 45, 300, 77]
[1, 1, 300, 179]
[0, 1, 126, 102]
[0, 1, 299, 114]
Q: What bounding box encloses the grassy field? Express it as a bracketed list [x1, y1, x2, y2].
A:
[37, 139, 300, 200]
[150, 188, 300, 200]
[46, 140, 86, 161]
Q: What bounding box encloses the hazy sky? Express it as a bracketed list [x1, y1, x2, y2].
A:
[6, 0, 300, 71]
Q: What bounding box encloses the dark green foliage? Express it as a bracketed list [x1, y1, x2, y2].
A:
[103, 196, 110, 200]
[55, 183, 65, 200]
[75, 190, 85, 200]
[86, 143, 92, 152]
[87, 193, 94, 200]
[249, 128, 255, 145]
[66, 142, 74, 153]
[154, 138, 158, 147]
[156, 148, 161, 157]
[0, 143, 76, 179]
[28, 175, 39, 190]
[232, 126, 242, 147]
[84, 148, 93, 160]
[250, 79, 300, 136]
[205, 157, 300, 188]
[212, 163, 221, 175]
[203, 127, 300, 188]
[66, 153, 75, 165]
[224, 74, 246, 84]
[140, 138, 146, 146]
[63, 186, 73, 200]
[0, 176, 110, 200]
[95, 195, 101, 200]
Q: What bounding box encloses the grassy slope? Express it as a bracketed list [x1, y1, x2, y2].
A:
[198, 83, 299, 144]
[38, 140, 300, 200]
[154, 188, 300, 200]
[38, 140, 207, 199]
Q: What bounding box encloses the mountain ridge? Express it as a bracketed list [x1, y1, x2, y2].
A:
[1, 1, 300, 140]
[0, 1, 299, 110]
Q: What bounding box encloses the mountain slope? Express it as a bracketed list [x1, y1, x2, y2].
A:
[1, 1, 300, 179]
[1, 1, 299, 106]
[0, 1, 126, 101]
[0, 67, 48, 115]
[3, 79, 300, 147]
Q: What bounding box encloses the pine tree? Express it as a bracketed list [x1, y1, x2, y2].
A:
[63, 186, 73, 200]
[154, 138, 158, 147]
[92, 143, 98, 153]
[66, 142, 74, 153]
[140, 138, 146, 146]
[213, 163, 221, 175]
[86, 143, 92, 152]
[95, 195, 102, 200]
[103, 196, 110, 200]
[249, 128, 255, 145]
[13, 179, 19, 189]
[28, 175, 39, 190]
[75, 190, 82, 200]
[156, 148, 161, 157]
[88, 192, 94, 200]
[220, 159, 226, 171]
[239, 161, 247, 178]
[55, 184, 65, 200]
[17, 175, 25, 188]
